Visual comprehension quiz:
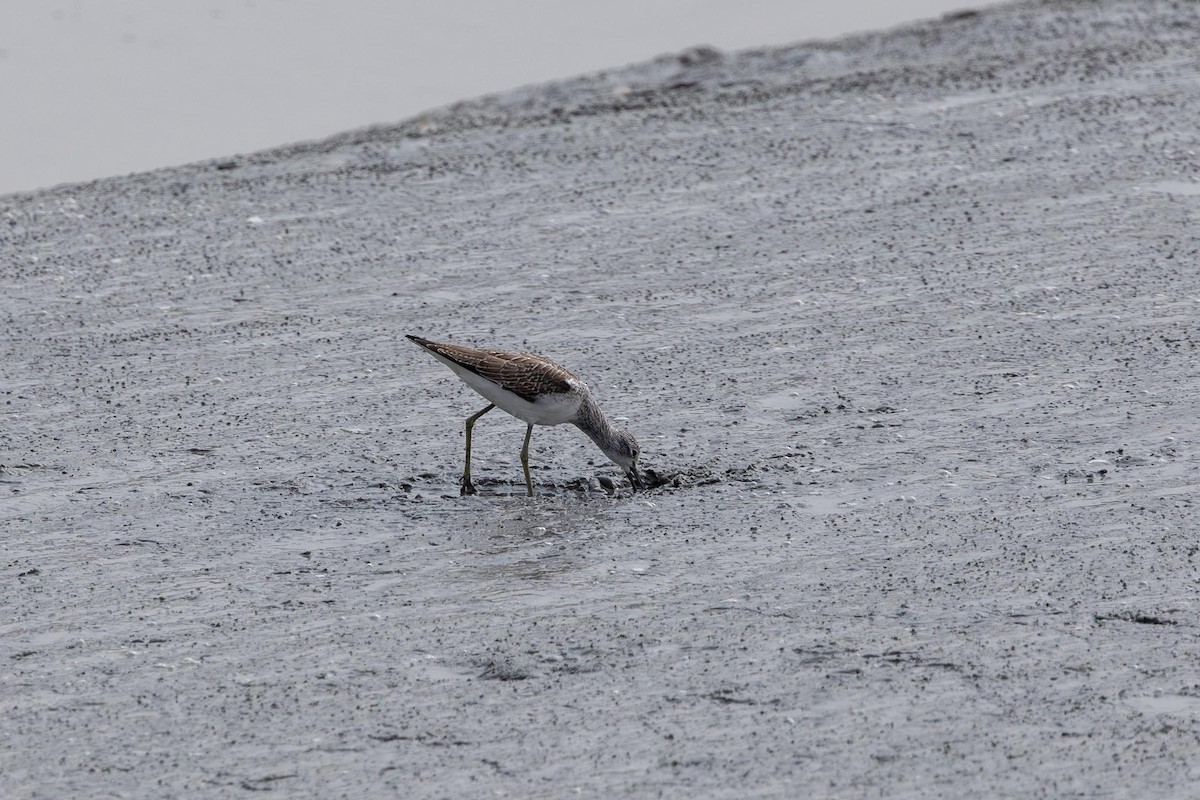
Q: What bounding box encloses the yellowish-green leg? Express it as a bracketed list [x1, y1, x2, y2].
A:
[520, 423, 534, 497]
[461, 403, 494, 496]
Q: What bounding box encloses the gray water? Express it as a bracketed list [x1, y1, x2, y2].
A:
[4, 0, 1200, 797]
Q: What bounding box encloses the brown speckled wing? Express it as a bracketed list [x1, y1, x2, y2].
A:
[409, 336, 577, 402]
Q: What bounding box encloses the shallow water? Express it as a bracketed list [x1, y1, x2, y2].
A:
[5, 1, 1200, 797]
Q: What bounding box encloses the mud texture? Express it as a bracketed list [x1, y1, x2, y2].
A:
[5, 1, 1200, 797]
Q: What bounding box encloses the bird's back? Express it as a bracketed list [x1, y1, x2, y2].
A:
[407, 335, 581, 403]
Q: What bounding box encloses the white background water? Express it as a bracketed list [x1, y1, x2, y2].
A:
[0, 0, 994, 195]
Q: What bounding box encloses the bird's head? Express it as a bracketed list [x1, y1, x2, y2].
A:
[603, 429, 644, 492]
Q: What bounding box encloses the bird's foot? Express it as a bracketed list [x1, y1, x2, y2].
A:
[461, 479, 478, 496]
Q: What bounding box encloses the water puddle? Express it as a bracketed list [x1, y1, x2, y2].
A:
[1126, 694, 1200, 718]
[1143, 179, 1200, 196]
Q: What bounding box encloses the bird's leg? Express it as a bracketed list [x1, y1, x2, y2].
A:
[461, 403, 495, 496]
[520, 423, 534, 497]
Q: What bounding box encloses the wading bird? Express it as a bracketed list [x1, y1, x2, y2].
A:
[408, 335, 643, 496]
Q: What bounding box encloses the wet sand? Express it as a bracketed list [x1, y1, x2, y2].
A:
[4, 1, 1200, 797]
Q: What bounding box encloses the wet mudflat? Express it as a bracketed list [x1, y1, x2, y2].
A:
[4, 1, 1200, 797]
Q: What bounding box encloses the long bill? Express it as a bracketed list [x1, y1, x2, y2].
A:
[628, 467, 644, 492]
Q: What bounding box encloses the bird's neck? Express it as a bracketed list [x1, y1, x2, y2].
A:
[574, 394, 622, 455]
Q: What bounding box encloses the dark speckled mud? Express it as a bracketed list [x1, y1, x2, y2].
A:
[4, 1, 1200, 797]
